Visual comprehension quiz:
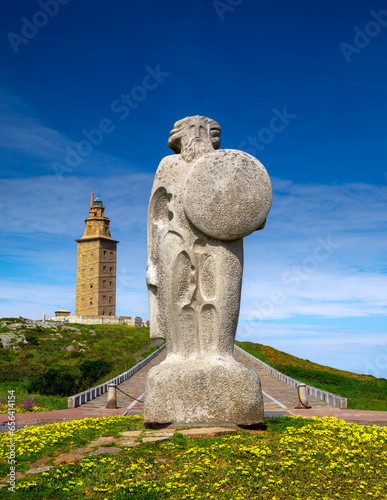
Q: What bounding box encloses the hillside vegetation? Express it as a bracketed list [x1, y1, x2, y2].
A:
[236, 341, 387, 411]
[0, 318, 158, 411]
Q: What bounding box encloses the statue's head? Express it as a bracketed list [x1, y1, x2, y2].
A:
[168, 115, 221, 162]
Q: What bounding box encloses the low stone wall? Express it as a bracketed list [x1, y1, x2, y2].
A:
[20, 315, 147, 327]
[234, 345, 347, 409]
[18, 316, 66, 327]
[67, 344, 165, 408]
[51, 315, 143, 327]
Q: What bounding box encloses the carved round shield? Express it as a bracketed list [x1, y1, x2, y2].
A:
[182, 149, 272, 240]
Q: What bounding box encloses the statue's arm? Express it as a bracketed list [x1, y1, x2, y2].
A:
[146, 156, 175, 284]
[146, 156, 176, 340]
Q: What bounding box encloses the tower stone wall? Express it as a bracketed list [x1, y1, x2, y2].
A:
[75, 193, 119, 316]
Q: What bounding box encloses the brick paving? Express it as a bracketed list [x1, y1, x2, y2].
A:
[291, 408, 387, 426]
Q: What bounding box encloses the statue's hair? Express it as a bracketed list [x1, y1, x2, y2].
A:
[168, 115, 221, 154]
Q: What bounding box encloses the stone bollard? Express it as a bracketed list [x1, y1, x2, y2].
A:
[106, 384, 118, 409]
[295, 383, 312, 409]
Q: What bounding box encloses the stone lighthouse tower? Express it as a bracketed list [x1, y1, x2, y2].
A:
[75, 193, 119, 316]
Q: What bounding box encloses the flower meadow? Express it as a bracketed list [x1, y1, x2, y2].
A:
[0, 415, 386, 499]
[0, 415, 144, 476]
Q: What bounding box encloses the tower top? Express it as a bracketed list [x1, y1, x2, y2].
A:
[75, 193, 118, 317]
[76, 193, 119, 243]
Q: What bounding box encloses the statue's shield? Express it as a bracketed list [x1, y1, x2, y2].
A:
[183, 149, 272, 240]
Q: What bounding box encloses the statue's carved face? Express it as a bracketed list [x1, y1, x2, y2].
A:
[168, 115, 221, 162]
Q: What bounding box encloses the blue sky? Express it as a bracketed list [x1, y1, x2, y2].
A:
[0, 0, 386, 376]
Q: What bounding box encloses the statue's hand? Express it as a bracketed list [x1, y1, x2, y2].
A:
[255, 218, 267, 231]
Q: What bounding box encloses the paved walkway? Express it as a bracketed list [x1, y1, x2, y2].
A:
[291, 408, 387, 426]
[80, 347, 168, 414]
[4, 348, 386, 427]
[233, 349, 333, 411]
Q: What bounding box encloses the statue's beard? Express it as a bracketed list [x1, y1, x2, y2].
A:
[180, 137, 214, 163]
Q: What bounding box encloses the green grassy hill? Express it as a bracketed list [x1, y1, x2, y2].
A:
[236, 341, 387, 411]
[0, 318, 158, 412]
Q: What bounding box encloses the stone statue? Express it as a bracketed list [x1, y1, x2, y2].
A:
[144, 115, 272, 426]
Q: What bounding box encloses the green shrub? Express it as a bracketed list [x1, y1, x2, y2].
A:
[0, 351, 21, 382]
[24, 333, 40, 345]
[27, 369, 81, 397]
[79, 359, 113, 387]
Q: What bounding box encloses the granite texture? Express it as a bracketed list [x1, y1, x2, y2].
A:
[183, 149, 272, 240]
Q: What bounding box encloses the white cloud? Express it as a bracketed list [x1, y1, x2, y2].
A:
[239, 177, 387, 322]
[0, 173, 153, 237]
[0, 89, 139, 178]
[0, 280, 74, 319]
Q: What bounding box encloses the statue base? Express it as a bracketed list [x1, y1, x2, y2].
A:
[143, 357, 264, 426]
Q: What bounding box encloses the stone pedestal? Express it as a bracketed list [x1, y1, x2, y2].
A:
[144, 357, 264, 426]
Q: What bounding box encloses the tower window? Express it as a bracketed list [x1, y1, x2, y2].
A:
[90, 300, 92, 305]
[90, 284, 93, 289]
[109, 267, 113, 273]
[105, 227, 108, 234]
[108, 296, 112, 304]
[103, 280, 106, 288]
[103, 266, 106, 273]
[110, 252, 113, 260]
[103, 250, 107, 257]
[103, 295, 106, 302]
